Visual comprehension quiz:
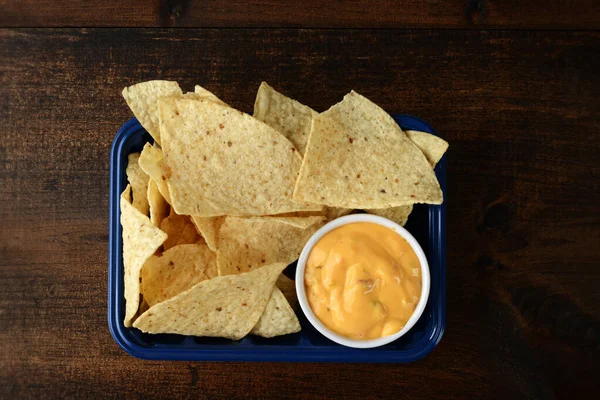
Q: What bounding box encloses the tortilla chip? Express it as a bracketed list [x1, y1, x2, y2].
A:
[364, 132, 446, 224]
[405, 130, 449, 167]
[193, 85, 229, 106]
[253, 82, 317, 155]
[176, 222, 202, 246]
[133, 263, 287, 339]
[126, 153, 150, 215]
[251, 287, 300, 337]
[139, 143, 171, 204]
[120, 185, 167, 327]
[276, 274, 299, 310]
[147, 179, 170, 227]
[122, 81, 182, 145]
[141, 243, 217, 307]
[160, 213, 189, 251]
[217, 216, 324, 276]
[366, 205, 413, 226]
[190, 216, 225, 252]
[157, 98, 321, 216]
[293, 91, 443, 208]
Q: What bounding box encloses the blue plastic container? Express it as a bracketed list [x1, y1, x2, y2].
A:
[108, 115, 446, 362]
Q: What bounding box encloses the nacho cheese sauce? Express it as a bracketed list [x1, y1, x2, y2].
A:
[305, 222, 422, 340]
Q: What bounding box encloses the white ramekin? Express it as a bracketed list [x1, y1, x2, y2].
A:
[295, 214, 430, 348]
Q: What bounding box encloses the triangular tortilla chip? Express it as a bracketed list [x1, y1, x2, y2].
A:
[141, 243, 217, 307]
[120, 185, 167, 327]
[157, 98, 322, 216]
[122, 81, 182, 145]
[405, 130, 449, 167]
[293, 91, 443, 208]
[190, 216, 225, 252]
[217, 216, 324, 276]
[365, 132, 446, 224]
[253, 82, 317, 155]
[133, 263, 287, 339]
[251, 287, 300, 338]
[126, 153, 149, 215]
[147, 179, 170, 227]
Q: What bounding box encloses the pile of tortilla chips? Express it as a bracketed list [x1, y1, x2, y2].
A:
[120, 80, 448, 339]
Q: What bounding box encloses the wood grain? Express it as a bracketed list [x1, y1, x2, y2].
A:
[1, 0, 599, 29]
[1, 28, 599, 399]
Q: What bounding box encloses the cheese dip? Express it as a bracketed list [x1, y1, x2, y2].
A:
[305, 222, 422, 340]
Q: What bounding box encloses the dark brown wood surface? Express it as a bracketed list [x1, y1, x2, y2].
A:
[1, 0, 600, 29]
[1, 28, 598, 399]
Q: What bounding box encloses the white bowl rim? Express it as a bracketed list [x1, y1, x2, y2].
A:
[295, 214, 431, 349]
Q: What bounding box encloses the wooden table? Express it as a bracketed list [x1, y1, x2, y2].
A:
[1, 1, 598, 398]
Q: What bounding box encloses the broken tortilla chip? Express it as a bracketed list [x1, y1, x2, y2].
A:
[133, 262, 286, 339]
